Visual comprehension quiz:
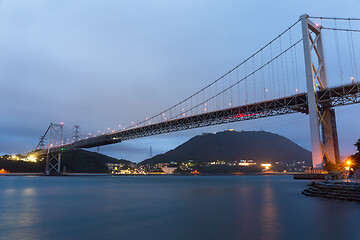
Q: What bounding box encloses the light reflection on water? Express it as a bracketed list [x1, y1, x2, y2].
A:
[0, 175, 360, 240]
[260, 181, 279, 240]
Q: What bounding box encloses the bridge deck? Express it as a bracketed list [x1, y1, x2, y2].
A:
[33, 82, 360, 156]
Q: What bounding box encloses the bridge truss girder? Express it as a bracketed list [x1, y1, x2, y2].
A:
[32, 83, 360, 159]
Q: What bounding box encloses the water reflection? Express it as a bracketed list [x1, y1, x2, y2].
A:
[0, 183, 39, 240]
[260, 180, 280, 240]
[1, 176, 360, 240]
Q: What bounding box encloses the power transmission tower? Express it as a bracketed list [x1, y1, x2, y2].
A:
[73, 125, 80, 142]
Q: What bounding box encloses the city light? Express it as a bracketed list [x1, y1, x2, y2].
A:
[27, 155, 37, 162]
[261, 163, 271, 170]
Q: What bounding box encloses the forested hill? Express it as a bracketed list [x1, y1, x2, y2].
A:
[141, 130, 311, 165]
[0, 149, 132, 173]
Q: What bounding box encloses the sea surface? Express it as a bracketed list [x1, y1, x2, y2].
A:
[0, 175, 360, 240]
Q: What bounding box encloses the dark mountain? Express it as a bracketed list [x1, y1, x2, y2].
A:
[60, 149, 133, 173]
[0, 149, 133, 173]
[141, 130, 311, 165]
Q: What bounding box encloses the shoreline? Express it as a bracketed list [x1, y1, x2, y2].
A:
[0, 172, 301, 177]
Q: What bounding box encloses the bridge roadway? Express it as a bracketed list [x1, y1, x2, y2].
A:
[33, 82, 360, 156]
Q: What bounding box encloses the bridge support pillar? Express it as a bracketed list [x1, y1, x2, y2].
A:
[301, 14, 340, 169]
[46, 152, 62, 175]
[45, 123, 63, 175]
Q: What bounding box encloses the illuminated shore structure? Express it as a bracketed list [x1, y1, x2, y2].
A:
[29, 14, 360, 174]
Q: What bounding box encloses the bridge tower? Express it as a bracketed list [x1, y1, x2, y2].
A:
[45, 123, 63, 175]
[300, 14, 340, 169]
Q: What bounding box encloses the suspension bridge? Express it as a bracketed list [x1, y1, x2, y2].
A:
[30, 14, 360, 174]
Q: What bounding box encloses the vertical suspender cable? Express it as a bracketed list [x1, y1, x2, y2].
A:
[334, 19, 344, 85]
[252, 56, 263, 99]
[237, 68, 240, 106]
[346, 23, 355, 80]
[245, 62, 248, 105]
[349, 19, 359, 81]
[280, 37, 286, 97]
[289, 28, 297, 94]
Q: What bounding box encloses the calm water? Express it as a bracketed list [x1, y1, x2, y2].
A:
[0, 175, 360, 240]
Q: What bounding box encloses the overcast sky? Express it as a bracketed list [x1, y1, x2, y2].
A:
[1, 0, 360, 162]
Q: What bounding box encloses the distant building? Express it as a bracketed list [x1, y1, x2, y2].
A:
[106, 163, 127, 173]
[161, 166, 177, 174]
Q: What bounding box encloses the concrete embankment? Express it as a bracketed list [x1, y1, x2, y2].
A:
[302, 181, 360, 202]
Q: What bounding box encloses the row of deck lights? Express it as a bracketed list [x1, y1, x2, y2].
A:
[48, 77, 359, 146]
